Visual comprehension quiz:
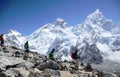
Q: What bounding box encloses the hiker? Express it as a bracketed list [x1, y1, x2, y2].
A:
[24, 41, 29, 52]
[0, 34, 4, 47]
[49, 49, 55, 60]
[71, 49, 79, 60]
[71, 49, 79, 70]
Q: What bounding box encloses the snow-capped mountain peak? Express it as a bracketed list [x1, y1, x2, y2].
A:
[87, 9, 105, 23]
[54, 18, 68, 28]
[56, 18, 65, 23]
[4, 9, 120, 63]
[5, 29, 25, 49]
[7, 29, 23, 36]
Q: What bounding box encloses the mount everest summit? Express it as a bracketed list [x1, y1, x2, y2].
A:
[4, 9, 120, 63]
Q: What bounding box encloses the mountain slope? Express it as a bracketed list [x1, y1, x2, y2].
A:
[4, 10, 120, 63]
[5, 29, 25, 49]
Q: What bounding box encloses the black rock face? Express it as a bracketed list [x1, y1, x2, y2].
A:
[78, 43, 103, 64]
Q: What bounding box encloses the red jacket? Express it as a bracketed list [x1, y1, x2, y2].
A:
[71, 52, 75, 59]
[0, 35, 4, 41]
[71, 50, 78, 59]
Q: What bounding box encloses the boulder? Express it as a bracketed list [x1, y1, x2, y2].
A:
[3, 68, 23, 77]
[36, 60, 61, 70]
[42, 69, 60, 77]
[78, 43, 103, 64]
[17, 62, 34, 70]
[28, 68, 42, 77]
[84, 63, 93, 72]
[0, 56, 25, 71]
[13, 68, 29, 77]
[13, 51, 23, 57]
[29, 72, 42, 77]
[0, 72, 7, 77]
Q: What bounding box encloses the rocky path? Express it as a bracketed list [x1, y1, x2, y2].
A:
[0, 46, 120, 77]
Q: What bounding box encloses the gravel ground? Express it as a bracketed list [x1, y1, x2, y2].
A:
[92, 59, 120, 73]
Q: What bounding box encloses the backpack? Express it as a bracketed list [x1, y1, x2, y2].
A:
[0, 34, 4, 41]
[71, 51, 79, 59]
[49, 52, 55, 60]
[71, 52, 75, 59]
[49, 52, 52, 58]
[24, 42, 29, 49]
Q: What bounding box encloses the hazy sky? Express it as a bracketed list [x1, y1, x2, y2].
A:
[0, 0, 120, 35]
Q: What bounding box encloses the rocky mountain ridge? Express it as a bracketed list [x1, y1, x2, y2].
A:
[0, 46, 120, 77]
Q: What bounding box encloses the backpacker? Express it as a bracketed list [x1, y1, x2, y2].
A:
[71, 52, 75, 59]
[49, 49, 55, 60]
[71, 50, 79, 59]
[0, 35, 3, 40]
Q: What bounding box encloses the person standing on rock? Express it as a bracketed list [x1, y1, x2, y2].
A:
[24, 41, 29, 53]
[71, 49, 79, 60]
[71, 49, 79, 70]
[49, 49, 55, 61]
[0, 34, 4, 47]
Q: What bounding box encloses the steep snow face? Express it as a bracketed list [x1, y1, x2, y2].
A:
[72, 9, 120, 63]
[26, 23, 56, 54]
[87, 9, 105, 24]
[25, 18, 76, 55]
[75, 10, 109, 44]
[86, 9, 119, 32]
[47, 35, 77, 61]
[75, 9, 120, 52]
[112, 27, 120, 35]
[4, 29, 25, 49]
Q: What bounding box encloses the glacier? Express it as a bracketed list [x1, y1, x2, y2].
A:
[4, 9, 120, 63]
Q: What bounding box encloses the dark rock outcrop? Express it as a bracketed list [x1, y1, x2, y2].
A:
[78, 43, 103, 64]
[36, 60, 61, 70]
